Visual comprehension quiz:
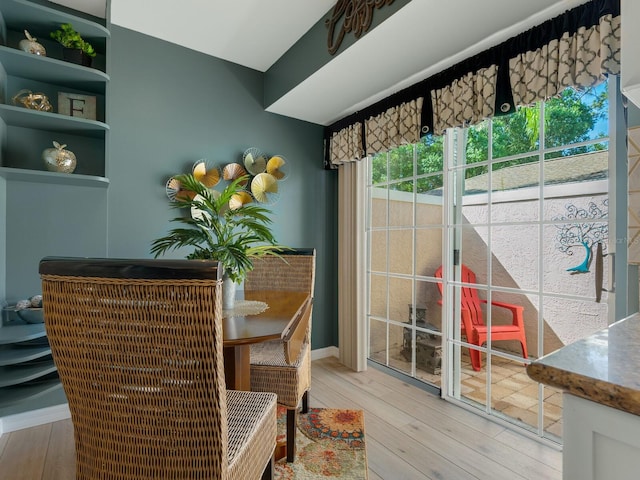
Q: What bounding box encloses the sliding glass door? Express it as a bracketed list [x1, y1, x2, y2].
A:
[445, 81, 611, 441]
[366, 79, 617, 442]
[367, 136, 446, 390]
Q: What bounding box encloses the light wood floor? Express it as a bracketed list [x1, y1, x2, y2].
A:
[0, 356, 562, 480]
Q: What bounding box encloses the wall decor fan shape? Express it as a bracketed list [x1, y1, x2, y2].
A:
[251, 172, 279, 205]
[223, 163, 249, 185]
[266, 155, 289, 181]
[192, 159, 221, 188]
[243, 147, 268, 176]
[165, 147, 289, 215]
[230, 190, 253, 210]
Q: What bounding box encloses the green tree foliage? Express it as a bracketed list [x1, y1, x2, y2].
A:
[371, 83, 608, 192]
[370, 135, 445, 192]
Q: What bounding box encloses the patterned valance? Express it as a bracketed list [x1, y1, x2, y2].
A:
[431, 66, 498, 136]
[323, 0, 620, 169]
[510, 13, 621, 106]
[329, 123, 364, 166]
[365, 98, 423, 155]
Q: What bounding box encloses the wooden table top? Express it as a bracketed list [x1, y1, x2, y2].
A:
[222, 290, 310, 346]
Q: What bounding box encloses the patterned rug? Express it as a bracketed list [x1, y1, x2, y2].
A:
[275, 406, 368, 479]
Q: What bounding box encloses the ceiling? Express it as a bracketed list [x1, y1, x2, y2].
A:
[50, 0, 590, 126]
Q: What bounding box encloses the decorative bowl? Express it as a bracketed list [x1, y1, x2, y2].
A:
[16, 307, 45, 324]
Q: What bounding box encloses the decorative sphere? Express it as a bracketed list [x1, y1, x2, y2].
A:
[15, 299, 31, 310]
[30, 295, 43, 308]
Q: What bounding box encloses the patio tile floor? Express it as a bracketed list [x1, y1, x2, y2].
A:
[387, 347, 563, 443]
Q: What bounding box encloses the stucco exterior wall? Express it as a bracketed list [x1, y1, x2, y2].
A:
[463, 188, 609, 350]
[369, 181, 609, 360]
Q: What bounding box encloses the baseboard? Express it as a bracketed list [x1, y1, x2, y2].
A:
[0, 403, 70, 436]
[311, 345, 338, 361]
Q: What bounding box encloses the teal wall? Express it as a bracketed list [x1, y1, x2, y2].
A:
[4, 181, 108, 300]
[107, 26, 338, 348]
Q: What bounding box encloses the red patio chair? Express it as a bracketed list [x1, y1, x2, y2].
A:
[435, 265, 528, 371]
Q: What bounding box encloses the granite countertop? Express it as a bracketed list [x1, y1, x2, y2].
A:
[526, 312, 640, 416]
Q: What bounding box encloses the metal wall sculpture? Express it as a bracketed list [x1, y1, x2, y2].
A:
[553, 200, 608, 274]
[326, 0, 395, 55]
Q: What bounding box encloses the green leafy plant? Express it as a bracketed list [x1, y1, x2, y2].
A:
[50, 23, 96, 57]
[151, 173, 286, 283]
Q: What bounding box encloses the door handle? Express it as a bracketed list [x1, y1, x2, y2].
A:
[595, 242, 603, 302]
[595, 243, 614, 303]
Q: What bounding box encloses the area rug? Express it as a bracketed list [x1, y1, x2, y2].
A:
[275, 406, 368, 479]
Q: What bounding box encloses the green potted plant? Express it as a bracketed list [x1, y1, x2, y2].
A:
[150, 173, 286, 308]
[50, 23, 96, 67]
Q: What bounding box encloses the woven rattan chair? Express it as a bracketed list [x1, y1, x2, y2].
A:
[245, 248, 316, 462]
[39, 257, 277, 480]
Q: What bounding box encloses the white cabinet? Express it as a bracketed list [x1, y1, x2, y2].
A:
[563, 394, 640, 480]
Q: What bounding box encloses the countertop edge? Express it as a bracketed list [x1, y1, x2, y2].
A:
[527, 356, 640, 416]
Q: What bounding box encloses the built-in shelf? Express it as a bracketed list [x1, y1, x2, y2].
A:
[0, 46, 109, 90]
[0, 360, 57, 387]
[0, 0, 109, 40]
[0, 104, 108, 137]
[0, 345, 51, 365]
[0, 0, 107, 420]
[0, 377, 62, 409]
[0, 166, 109, 187]
[0, 0, 109, 180]
[0, 323, 46, 344]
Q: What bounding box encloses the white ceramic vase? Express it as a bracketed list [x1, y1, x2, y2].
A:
[222, 274, 236, 310]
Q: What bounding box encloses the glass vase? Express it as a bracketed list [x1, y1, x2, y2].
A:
[222, 274, 236, 310]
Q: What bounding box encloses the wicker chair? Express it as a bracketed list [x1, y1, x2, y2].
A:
[245, 248, 316, 462]
[39, 257, 277, 480]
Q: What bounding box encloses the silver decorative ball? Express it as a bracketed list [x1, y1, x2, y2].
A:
[16, 299, 31, 310]
[30, 295, 43, 308]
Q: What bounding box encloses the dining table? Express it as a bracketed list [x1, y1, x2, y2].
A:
[222, 289, 311, 391]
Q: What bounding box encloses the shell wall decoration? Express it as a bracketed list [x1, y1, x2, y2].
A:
[165, 147, 290, 217]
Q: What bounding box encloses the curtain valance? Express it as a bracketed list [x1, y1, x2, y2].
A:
[330, 98, 424, 167]
[329, 123, 364, 166]
[365, 98, 424, 155]
[324, 0, 620, 169]
[431, 65, 498, 136]
[509, 12, 620, 107]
